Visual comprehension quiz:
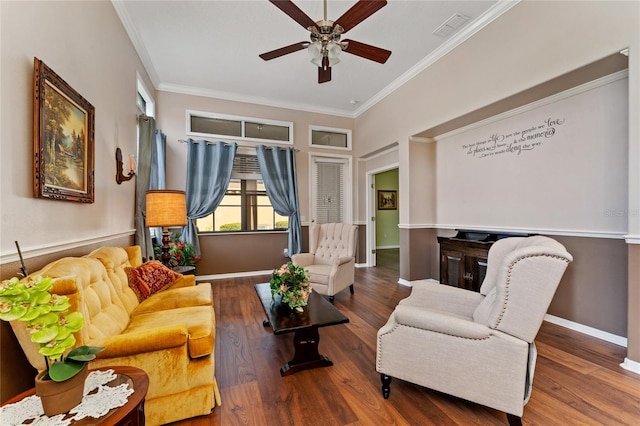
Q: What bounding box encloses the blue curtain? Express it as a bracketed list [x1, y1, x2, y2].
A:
[182, 139, 237, 255]
[256, 145, 302, 255]
[149, 130, 167, 243]
[135, 115, 155, 261]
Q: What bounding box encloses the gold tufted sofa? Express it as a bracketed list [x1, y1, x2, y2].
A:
[9, 246, 220, 425]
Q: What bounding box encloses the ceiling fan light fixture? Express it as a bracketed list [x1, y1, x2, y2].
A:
[309, 41, 341, 67]
[327, 42, 342, 60]
[261, 0, 391, 84]
[308, 42, 323, 66]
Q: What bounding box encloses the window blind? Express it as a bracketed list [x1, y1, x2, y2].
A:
[315, 161, 344, 224]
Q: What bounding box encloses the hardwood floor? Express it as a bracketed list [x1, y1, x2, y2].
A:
[174, 263, 640, 425]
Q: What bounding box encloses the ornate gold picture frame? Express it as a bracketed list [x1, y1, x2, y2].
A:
[33, 58, 95, 203]
[377, 190, 397, 210]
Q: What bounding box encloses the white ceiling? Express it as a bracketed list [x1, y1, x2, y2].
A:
[113, 0, 513, 117]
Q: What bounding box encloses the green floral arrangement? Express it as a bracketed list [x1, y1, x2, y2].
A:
[154, 232, 201, 267]
[0, 275, 103, 382]
[269, 261, 312, 312]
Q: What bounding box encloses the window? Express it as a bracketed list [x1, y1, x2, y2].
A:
[309, 125, 352, 150]
[187, 110, 293, 144]
[310, 154, 352, 224]
[195, 153, 289, 232]
[137, 74, 155, 117]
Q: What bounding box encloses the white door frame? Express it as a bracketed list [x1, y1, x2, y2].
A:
[366, 163, 399, 267]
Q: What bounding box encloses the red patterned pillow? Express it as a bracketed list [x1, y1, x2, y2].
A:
[125, 261, 182, 302]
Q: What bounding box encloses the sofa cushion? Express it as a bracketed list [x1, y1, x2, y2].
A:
[125, 305, 215, 358]
[133, 283, 213, 315]
[125, 261, 182, 302]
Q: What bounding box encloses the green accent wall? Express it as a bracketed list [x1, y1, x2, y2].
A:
[375, 169, 399, 248]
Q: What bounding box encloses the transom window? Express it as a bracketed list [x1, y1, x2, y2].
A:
[309, 125, 352, 150]
[187, 110, 293, 145]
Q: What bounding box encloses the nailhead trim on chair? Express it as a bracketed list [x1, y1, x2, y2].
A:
[493, 253, 571, 330]
[377, 323, 492, 371]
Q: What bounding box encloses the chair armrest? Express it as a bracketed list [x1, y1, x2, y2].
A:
[291, 253, 315, 267]
[395, 304, 491, 339]
[334, 256, 354, 266]
[96, 324, 188, 358]
[401, 279, 484, 318]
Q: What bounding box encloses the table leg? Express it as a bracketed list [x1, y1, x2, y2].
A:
[280, 326, 333, 376]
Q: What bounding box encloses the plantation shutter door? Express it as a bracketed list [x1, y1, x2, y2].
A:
[315, 159, 344, 224]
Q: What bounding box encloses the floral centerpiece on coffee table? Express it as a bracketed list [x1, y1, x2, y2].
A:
[269, 261, 312, 312]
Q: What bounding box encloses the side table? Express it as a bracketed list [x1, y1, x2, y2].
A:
[2, 366, 149, 425]
[172, 265, 195, 275]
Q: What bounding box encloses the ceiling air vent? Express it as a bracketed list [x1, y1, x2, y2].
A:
[433, 13, 470, 38]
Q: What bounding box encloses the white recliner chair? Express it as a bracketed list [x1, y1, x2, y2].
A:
[291, 223, 358, 303]
[376, 236, 572, 425]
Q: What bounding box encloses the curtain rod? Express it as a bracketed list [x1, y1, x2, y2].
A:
[177, 139, 299, 151]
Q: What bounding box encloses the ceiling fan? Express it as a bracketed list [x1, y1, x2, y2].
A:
[259, 0, 392, 84]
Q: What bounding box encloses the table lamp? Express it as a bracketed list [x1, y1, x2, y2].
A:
[145, 190, 187, 266]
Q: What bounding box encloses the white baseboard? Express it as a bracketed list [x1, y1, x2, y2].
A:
[398, 278, 412, 287]
[197, 270, 272, 281]
[543, 314, 628, 347]
[621, 357, 640, 374]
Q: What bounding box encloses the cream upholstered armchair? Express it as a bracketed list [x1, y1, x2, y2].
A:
[291, 222, 358, 303]
[376, 236, 572, 425]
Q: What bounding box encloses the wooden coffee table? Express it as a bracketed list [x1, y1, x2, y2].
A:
[255, 283, 349, 376]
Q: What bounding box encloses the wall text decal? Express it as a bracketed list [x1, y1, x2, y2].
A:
[462, 117, 566, 158]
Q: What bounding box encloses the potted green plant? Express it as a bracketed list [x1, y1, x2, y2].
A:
[269, 261, 312, 312]
[0, 275, 104, 415]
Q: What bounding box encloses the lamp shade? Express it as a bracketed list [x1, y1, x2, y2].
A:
[145, 190, 187, 227]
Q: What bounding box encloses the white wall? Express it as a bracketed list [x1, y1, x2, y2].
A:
[0, 1, 152, 260]
[155, 90, 355, 224]
[435, 75, 628, 235]
[354, 0, 639, 228]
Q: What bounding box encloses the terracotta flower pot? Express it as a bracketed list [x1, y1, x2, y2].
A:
[35, 364, 88, 416]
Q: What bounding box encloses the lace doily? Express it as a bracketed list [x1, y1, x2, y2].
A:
[1, 369, 135, 426]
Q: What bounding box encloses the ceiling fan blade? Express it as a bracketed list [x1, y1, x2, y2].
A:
[318, 57, 331, 83]
[269, 0, 319, 31]
[343, 39, 391, 64]
[334, 0, 387, 33]
[259, 42, 309, 61]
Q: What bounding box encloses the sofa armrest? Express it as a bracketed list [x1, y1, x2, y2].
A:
[395, 305, 491, 339]
[169, 274, 196, 289]
[96, 324, 188, 358]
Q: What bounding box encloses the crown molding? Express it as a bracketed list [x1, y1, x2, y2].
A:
[112, 0, 520, 119]
[157, 83, 354, 118]
[111, 0, 160, 87]
[352, 0, 522, 118]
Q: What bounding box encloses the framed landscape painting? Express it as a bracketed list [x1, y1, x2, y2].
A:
[378, 190, 397, 210]
[33, 58, 95, 203]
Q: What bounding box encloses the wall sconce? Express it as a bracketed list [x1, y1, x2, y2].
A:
[115, 147, 135, 184]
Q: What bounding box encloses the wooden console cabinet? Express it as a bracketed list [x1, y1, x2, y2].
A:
[438, 230, 528, 292]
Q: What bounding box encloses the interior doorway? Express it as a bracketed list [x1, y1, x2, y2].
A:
[367, 167, 399, 272]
